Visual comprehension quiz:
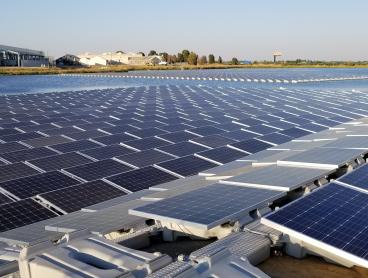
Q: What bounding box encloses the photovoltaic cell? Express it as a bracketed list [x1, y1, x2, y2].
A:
[229, 139, 272, 154]
[157, 142, 208, 157]
[338, 164, 368, 191]
[92, 133, 136, 145]
[123, 137, 170, 151]
[264, 183, 368, 261]
[280, 127, 312, 138]
[0, 142, 29, 154]
[196, 146, 247, 164]
[0, 171, 79, 199]
[190, 135, 237, 148]
[0, 163, 40, 183]
[50, 140, 101, 153]
[39, 180, 126, 213]
[106, 166, 178, 192]
[156, 155, 217, 177]
[258, 133, 293, 145]
[27, 152, 93, 171]
[80, 144, 136, 160]
[0, 147, 57, 163]
[0, 193, 13, 206]
[130, 183, 285, 230]
[0, 199, 56, 233]
[21, 135, 73, 148]
[63, 159, 133, 181]
[116, 149, 174, 168]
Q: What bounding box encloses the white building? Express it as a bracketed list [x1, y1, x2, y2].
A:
[77, 52, 164, 66]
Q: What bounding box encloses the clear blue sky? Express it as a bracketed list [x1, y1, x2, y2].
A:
[2, 0, 367, 61]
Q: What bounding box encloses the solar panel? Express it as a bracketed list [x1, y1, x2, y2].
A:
[0, 163, 40, 183]
[221, 165, 331, 191]
[157, 142, 208, 157]
[263, 183, 368, 264]
[130, 183, 285, 230]
[50, 140, 101, 153]
[258, 132, 293, 145]
[157, 131, 199, 143]
[300, 123, 326, 133]
[195, 146, 247, 165]
[156, 155, 218, 177]
[123, 137, 170, 151]
[280, 127, 312, 138]
[190, 134, 237, 148]
[0, 142, 29, 154]
[228, 139, 272, 154]
[188, 126, 225, 136]
[27, 152, 93, 171]
[338, 164, 368, 191]
[91, 133, 137, 145]
[63, 159, 133, 181]
[0, 199, 56, 233]
[65, 130, 106, 140]
[38, 180, 127, 213]
[0, 147, 57, 163]
[0, 171, 79, 199]
[244, 124, 279, 135]
[106, 166, 178, 192]
[126, 127, 167, 138]
[80, 144, 136, 160]
[222, 130, 255, 141]
[0, 132, 44, 143]
[115, 149, 174, 168]
[21, 135, 73, 148]
[0, 193, 13, 206]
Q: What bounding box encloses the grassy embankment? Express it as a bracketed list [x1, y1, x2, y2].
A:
[1, 63, 368, 75]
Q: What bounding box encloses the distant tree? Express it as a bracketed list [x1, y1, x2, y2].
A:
[187, 52, 198, 65]
[198, 55, 207, 65]
[218, 56, 223, 64]
[137, 51, 145, 56]
[116, 50, 125, 54]
[182, 50, 190, 62]
[148, 50, 157, 56]
[168, 55, 177, 64]
[177, 53, 184, 63]
[231, 57, 239, 65]
[159, 52, 169, 62]
[208, 54, 215, 64]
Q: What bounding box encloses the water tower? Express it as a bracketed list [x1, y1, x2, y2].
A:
[273, 51, 282, 63]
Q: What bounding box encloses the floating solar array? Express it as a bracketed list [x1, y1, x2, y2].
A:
[63, 68, 368, 83]
[0, 84, 367, 235]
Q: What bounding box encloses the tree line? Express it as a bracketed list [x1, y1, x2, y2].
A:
[142, 50, 239, 65]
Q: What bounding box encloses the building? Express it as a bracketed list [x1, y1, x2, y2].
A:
[77, 51, 164, 66]
[55, 54, 81, 67]
[0, 44, 49, 67]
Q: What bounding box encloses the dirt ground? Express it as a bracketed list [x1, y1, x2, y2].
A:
[258, 255, 368, 278]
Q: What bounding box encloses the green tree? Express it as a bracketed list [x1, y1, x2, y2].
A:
[231, 57, 239, 65]
[182, 50, 190, 62]
[187, 52, 198, 65]
[208, 54, 215, 64]
[177, 53, 184, 63]
[137, 51, 145, 56]
[218, 56, 223, 64]
[198, 55, 207, 65]
[159, 52, 169, 62]
[168, 55, 177, 64]
[148, 50, 157, 56]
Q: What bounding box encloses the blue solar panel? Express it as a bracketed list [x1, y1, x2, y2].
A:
[190, 135, 237, 148]
[39, 180, 127, 213]
[228, 139, 272, 154]
[258, 132, 293, 145]
[0, 199, 57, 232]
[51, 140, 101, 153]
[265, 183, 368, 261]
[196, 146, 247, 164]
[131, 183, 284, 229]
[63, 159, 133, 181]
[338, 164, 368, 191]
[156, 155, 217, 177]
[106, 166, 178, 192]
[0, 147, 57, 163]
[279, 127, 312, 138]
[116, 149, 174, 168]
[157, 142, 208, 157]
[80, 144, 136, 160]
[0, 171, 80, 199]
[123, 137, 170, 151]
